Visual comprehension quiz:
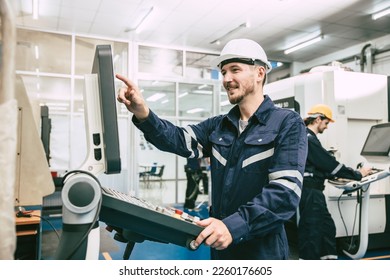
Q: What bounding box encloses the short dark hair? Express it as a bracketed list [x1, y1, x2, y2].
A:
[304, 115, 327, 126]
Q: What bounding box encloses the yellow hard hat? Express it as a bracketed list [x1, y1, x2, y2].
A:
[307, 104, 335, 122]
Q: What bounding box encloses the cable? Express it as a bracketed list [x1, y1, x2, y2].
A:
[61, 169, 101, 187]
[337, 192, 349, 236]
[337, 190, 360, 252]
[31, 214, 61, 240]
[345, 185, 370, 251]
[347, 202, 359, 251]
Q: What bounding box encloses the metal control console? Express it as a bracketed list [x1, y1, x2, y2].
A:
[99, 187, 204, 251]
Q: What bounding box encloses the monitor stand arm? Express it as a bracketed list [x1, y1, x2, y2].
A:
[54, 171, 102, 260]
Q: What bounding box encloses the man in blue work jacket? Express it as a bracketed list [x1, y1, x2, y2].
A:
[116, 38, 308, 260]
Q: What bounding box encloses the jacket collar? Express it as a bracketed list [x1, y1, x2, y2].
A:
[225, 95, 274, 127]
[306, 127, 317, 138]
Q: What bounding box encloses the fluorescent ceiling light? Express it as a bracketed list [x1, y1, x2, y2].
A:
[284, 35, 324, 55]
[178, 92, 188, 98]
[372, 7, 390, 20]
[146, 93, 165, 102]
[187, 108, 204, 114]
[161, 99, 169, 104]
[135, 6, 154, 34]
[210, 22, 250, 45]
[193, 90, 212, 94]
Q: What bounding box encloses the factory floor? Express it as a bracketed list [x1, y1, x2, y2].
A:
[39, 181, 389, 260]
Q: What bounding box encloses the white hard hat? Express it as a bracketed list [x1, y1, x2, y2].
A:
[210, 38, 272, 73]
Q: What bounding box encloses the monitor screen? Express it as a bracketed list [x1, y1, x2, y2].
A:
[360, 123, 390, 157]
[92, 45, 121, 174]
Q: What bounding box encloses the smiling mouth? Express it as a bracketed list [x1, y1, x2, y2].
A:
[225, 81, 239, 92]
[227, 86, 239, 95]
[226, 84, 237, 92]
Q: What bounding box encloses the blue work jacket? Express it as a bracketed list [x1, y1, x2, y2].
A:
[133, 95, 308, 259]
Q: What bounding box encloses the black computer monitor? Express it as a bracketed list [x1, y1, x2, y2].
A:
[360, 123, 390, 157]
[91, 45, 121, 174]
[40, 105, 51, 165]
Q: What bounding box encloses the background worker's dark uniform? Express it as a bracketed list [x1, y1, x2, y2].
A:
[184, 158, 202, 209]
[199, 158, 209, 194]
[299, 128, 363, 259]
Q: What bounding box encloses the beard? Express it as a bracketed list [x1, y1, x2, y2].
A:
[225, 81, 255, 105]
[318, 127, 326, 134]
[229, 94, 244, 105]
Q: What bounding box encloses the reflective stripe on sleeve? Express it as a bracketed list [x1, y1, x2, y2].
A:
[269, 170, 303, 184]
[269, 178, 302, 198]
[184, 126, 204, 158]
[330, 163, 343, 176]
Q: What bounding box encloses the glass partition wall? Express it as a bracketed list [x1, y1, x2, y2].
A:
[136, 45, 220, 204]
[11, 27, 225, 205]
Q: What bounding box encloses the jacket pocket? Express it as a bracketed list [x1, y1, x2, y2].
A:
[209, 132, 233, 170]
[242, 132, 276, 173]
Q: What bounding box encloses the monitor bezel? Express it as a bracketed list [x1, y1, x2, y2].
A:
[91, 45, 121, 174]
[360, 122, 390, 157]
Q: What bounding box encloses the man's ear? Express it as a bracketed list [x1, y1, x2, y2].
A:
[256, 66, 266, 81]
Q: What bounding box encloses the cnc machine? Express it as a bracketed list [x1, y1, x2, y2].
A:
[265, 68, 390, 259]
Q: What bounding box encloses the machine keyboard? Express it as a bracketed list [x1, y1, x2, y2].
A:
[101, 187, 200, 224]
[103, 188, 156, 209]
[99, 186, 204, 250]
[329, 169, 390, 192]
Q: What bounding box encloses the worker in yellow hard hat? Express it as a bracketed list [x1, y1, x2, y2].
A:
[298, 104, 372, 260]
